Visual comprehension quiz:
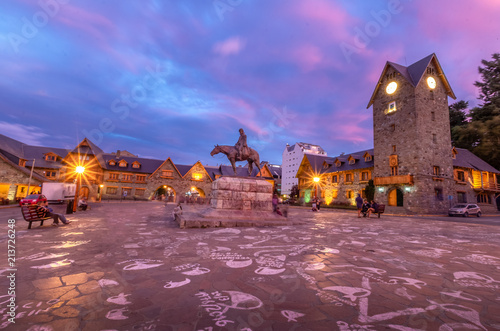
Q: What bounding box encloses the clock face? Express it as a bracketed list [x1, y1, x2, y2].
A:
[427, 76, 436, 89]
[386, 81, 397, 94]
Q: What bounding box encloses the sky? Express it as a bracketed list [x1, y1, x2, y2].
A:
[1, 0, 499, 166]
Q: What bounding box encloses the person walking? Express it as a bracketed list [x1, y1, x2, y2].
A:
[272, 194, 278, 212]
[355, 193, 364, 218]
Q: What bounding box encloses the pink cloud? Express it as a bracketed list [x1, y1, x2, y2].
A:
[291, 44, 323, 72]
[213, 37, 246, 56]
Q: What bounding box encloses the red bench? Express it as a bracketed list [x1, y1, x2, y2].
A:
[21, 205, 51, 229]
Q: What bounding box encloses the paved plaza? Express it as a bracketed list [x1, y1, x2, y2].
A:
[1, 202, 500, 330]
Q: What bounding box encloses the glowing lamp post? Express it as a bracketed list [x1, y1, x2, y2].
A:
[99, 184, 104, 202]
[313, 177, 320, 199]
[73, 166, 85, 212]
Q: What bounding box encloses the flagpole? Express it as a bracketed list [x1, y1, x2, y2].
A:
[26, 159, 35, 196]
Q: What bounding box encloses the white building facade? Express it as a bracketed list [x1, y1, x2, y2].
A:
[281, 142, 326, 196]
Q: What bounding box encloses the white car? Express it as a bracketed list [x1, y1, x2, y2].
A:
[448, 204, 482, 217]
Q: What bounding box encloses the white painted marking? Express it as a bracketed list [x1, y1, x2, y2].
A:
[98, 279, 119, 287]
[164, 278, 191, 288]
[254, 267, 285, 275]
[281, 310, 305, 322]
[31, 259, 74, 269]
[226, 259, 253, 268]
[107, 293, 132, 305]
[182, 267, 210, 276]
[106, 308, 129, 320]
[323, 286, 371, 302]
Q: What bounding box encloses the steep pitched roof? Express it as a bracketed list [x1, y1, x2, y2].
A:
[367, 53, 456, 108]
[0, 133, 25, 158]
[0, 151, 47, 182]
[102, 154, 163, 174]
[453, 148, 499, 173]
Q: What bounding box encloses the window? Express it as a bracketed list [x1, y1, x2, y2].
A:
[477, 193, 491, 204]
[122, 187, 132, 196]
[109, 173, 119, 181]
[332, 175, 338, 183]
[387, 101, 397, 113]
[391, 166, 398, 176]
[122, 174, 132, 182]
[361, 171, 369, 181]
[361, 189, 366, 199]
[109, 160, 116, 166]
[135, 188, 145, 197]
[45, 171, 56, 179]
[136, 175, 146, 182]
[390, 124, 395, 132]
[433, 166, 440, 176]
[433, 134, 437, 143]
[332, 190, 338, 199]
[79, 155, 90, 161]
[456, 171, 465, 182]
[132, 162, 141, 169]
[162, 170, 174, 178]
[457, 192, 467, 203]
[431, 112, 435, 121]
[19, 159, 26, 167]
[346, 173, 353, 183]
[346, 190, 353, 199]
[348, 158, 355, 165]
[434, 188, 443, 201]
[364, 155, 372, 162]
[119, 160, 128, 167]
[106, 187, 118, 194]
[45, 154, 56, 161]
[392, 145, 396, 153]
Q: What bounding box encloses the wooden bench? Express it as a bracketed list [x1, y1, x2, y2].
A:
[375, 204, 385, 218]
[21, 204, 51, 229]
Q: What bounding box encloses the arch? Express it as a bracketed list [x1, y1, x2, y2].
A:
[154, 185, 176, 202]
[186, 186, 206, 198]
[388, 188, 404, 207]
[80, 186, 90, 199]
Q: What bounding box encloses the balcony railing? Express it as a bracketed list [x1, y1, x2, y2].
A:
[374, 174, 413, 186]
[473, 181, 499, 191]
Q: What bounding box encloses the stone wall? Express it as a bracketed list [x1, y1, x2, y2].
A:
[210, 177, 272, 211]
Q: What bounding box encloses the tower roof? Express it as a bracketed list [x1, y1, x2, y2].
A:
[367, 53, 456, 108]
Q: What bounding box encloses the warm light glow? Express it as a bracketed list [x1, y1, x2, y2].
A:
[75, 166, 85, 174]
[99, 184, 104, 188]
[386, 81, 397, 94]
[313, 177, 320, 183]
[427, 76, 436, 89]
[191, 187, 196, 191]
[163, 185, 167, 188]
[192, 173, 203, 180]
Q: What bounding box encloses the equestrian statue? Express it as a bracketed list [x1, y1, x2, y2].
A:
[210, 128, 262, 176]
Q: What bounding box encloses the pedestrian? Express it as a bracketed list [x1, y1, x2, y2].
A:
[312, 197, 317, 212]
[36, 200, 70, 226]
[355, 193, 363, 218]
[78, 196, 88, 211]
[317, 197, 321, 211]
[276, 206, 283, 216]
[172, 203, 183, 221]
[272, 194, 278, 212]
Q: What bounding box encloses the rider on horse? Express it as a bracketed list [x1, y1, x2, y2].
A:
[235, 128, 249, 160]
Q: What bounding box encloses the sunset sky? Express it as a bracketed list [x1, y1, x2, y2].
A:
[1, 0, 499, 165]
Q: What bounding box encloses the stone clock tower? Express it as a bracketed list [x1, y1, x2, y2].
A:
[367, 54, 457, 214]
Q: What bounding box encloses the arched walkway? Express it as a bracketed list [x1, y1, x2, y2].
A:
[154, 185, 176, 202]
[388, 188, 404, 207]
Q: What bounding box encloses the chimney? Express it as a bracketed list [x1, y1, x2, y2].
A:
[116, 150, 121, 159]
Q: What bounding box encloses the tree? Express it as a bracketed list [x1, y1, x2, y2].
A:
[450, 54, 500, 170]
[290, 184, 300, 201]
[449, 101, 469, 146]
[364, 179, 375, 202]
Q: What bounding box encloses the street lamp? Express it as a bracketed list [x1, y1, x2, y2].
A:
[99, 184, 104, 202]
[313, 177, 320, 199]
[73, 166, 85, 212]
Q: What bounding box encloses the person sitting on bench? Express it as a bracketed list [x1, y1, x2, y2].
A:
[37, 201, 70, 226]
[78, 197, 88, 211]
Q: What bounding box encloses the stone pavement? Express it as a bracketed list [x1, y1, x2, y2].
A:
[1, 202, 500, 330]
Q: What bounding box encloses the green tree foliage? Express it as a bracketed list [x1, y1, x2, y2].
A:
[450, 53, 500, 170]
[290, 184, 300, 200]
[364, 179, 375, 202]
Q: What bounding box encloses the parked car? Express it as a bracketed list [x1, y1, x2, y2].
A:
[19, 194, 47, 206]
[448, 204, 482, 217]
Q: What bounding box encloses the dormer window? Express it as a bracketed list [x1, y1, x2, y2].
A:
[335, 160, 341, 167]
[348, 158, 355, 165]
[118, 160, 128, 168]
[452, 147, 458, 159]
[108, 160, 116, 166]
[45, 155, 56, 161]
[364, 155, 372, 162]
[19, 159, 27, 167]
[132, 161, 141, 169]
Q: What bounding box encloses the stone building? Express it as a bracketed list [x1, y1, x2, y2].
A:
[0, 133, 276, 203]
[297, 54, 499, 214]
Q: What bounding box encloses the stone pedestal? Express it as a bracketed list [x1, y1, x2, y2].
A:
[177, 177, 289, 228]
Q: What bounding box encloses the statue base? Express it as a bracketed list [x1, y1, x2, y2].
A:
[177, 176, 292, 228]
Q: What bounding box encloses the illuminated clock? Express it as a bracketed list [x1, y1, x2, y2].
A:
[427, 77, 436, 89]
[386, 82, 397, 94]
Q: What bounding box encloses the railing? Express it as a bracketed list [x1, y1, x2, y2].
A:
[374, 175, 413, 185]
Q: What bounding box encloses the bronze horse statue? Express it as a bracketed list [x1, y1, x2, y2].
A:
[210, 145, 262, 176]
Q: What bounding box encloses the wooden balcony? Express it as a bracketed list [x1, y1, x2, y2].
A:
[374, 175, 413, 186]
[473, 181, 499, 192]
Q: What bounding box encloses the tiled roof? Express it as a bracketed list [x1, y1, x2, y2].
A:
[23, 145, 70, 169]
[453, 148, 499, 173]
[0, 151, 47, 182]
[0, 133, 25, 158]
[102, 154, 163, 174]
